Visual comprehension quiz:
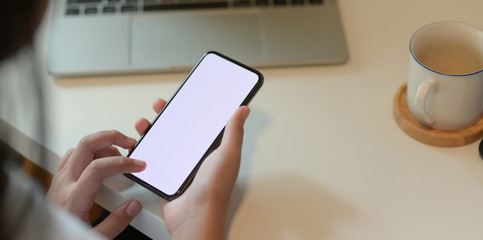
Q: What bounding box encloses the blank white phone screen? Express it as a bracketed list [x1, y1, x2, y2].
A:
[130, 53, 259, 196]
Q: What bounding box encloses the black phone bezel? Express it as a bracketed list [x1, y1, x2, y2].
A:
[124, 51, 264, 200]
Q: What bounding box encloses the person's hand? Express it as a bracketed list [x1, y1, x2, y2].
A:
[135, 98, 249, 240]
[47, 130, 147, 239]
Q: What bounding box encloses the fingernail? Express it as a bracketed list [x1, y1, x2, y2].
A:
[134, 159, 147, 169]
[128, 137, 137, 145]
[241, 107, 250, 121]
[126, 200, 142, 218]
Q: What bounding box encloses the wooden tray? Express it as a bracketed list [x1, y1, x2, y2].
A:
[393, 82, 483, 147]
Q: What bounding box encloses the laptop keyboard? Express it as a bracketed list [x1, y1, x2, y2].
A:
[65, 0, 324, 15]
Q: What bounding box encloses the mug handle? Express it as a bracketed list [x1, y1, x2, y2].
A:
[415, 79, 437, 126]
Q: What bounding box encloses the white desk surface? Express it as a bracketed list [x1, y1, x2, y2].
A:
[2, 0, 483, 239]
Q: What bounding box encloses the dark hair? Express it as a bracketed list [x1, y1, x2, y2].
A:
[0, 0, 47, 60]
[0, 0, 48, 238]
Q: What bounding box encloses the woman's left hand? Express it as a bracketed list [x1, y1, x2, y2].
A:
[47, 130, 147, 239]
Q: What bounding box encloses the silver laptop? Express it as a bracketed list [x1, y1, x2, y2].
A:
[47, 0, 348, 77]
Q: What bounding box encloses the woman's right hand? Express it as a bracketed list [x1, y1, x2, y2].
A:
[47, 130, 147, 239]
[135, 99, 249, 240]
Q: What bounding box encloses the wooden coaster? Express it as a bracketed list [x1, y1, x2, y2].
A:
[393, 82, 483, 147]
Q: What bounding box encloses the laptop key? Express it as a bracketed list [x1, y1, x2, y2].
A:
[233, 0, 250, 7]
[144, 2, 228, 11]
[68, 0, 101, 3]
[121, 5, 139, 12]
[103, 6, 117, 13]
[85, 7, 98, 14]
[309, 0, 323, 4]
[273, 0, 286, 5]
[291, 0, 304, 5]
[66, 8, 80, 15]
[255, 0, 269, 6]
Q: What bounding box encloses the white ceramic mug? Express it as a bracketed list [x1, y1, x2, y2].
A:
[407, 21, 483, 130]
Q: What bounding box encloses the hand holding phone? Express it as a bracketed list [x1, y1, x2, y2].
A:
[134, 101, 250, 239]
[126, 52, 263, 200]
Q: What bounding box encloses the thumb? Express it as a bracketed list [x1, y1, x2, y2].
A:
[93, 200, 142, 239]
[219, 106, 250, 151]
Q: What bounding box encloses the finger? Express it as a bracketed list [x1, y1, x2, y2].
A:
[135, 118, 151, 136]
[66, 130, 137, 178]
[57, 148, 74, 171]
[159, 198, 169, 220]
[94, 200, 142, 239]
[76, 156, 146, 198]
[206, 107, 249, 185]
[152, 98, 167, 114]
[94, 146, 122, 159]
[134, 99, 166, 136]
[219, 106, 250, 154]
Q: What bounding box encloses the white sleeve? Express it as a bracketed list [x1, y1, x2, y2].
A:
[2, 167, 107, 240]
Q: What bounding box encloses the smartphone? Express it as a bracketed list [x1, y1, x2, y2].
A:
[125, 51, 263, 200]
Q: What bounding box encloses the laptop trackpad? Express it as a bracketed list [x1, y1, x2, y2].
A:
[131, 12, 265, 70]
